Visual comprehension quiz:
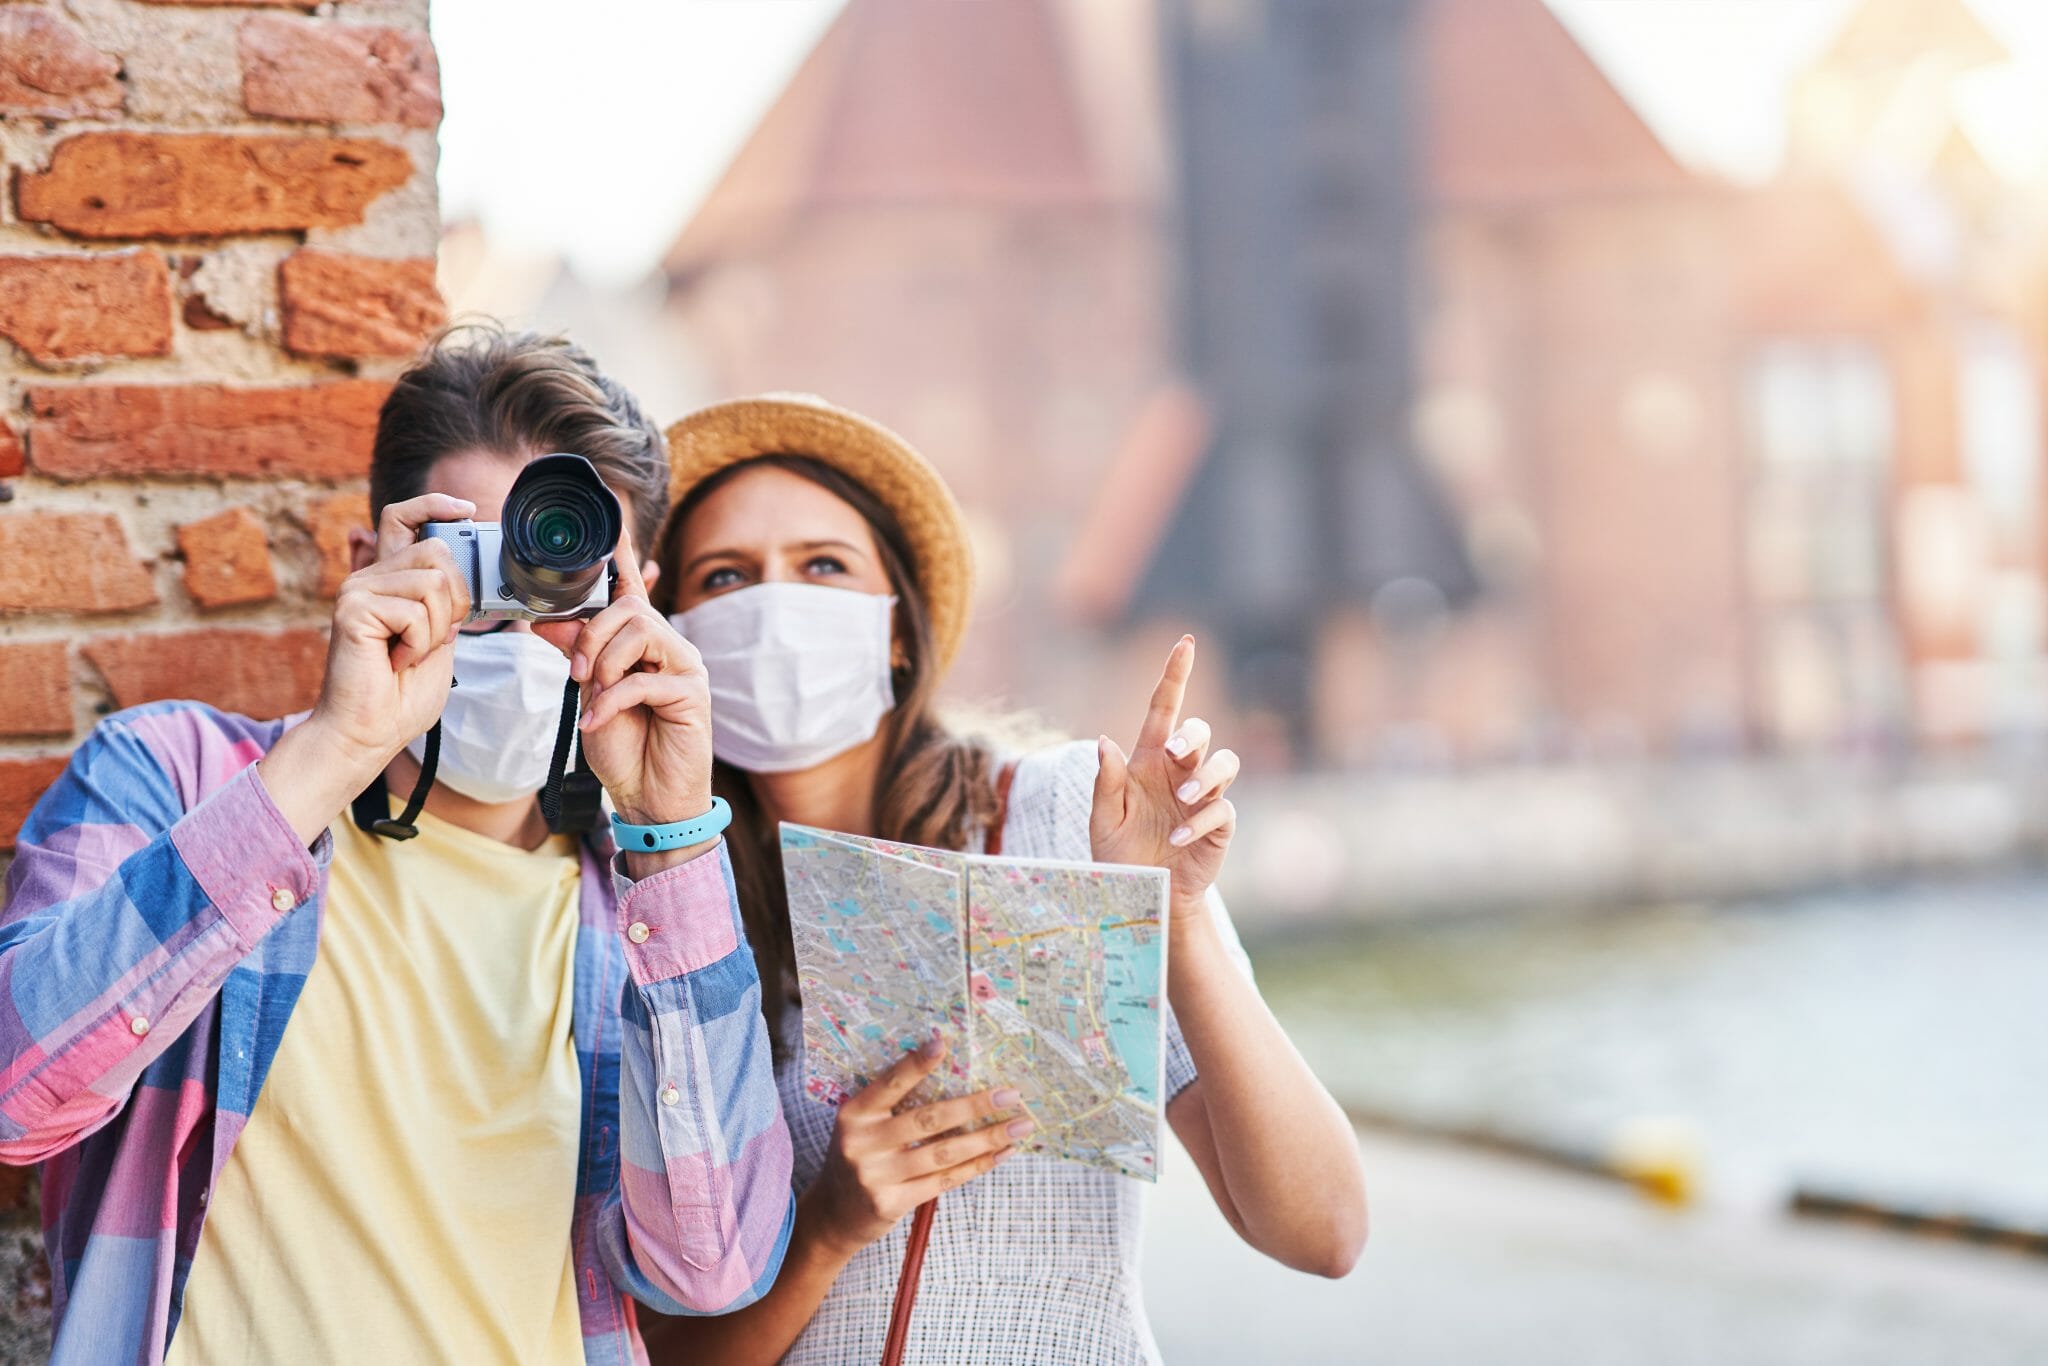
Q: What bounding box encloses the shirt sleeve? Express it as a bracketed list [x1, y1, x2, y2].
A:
[0, 712, 324, 1165]
[596, 842, 795, 1316]
[1163, 886, 1256, 1103]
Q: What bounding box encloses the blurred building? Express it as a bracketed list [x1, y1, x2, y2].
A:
[652, 0, 2048, 767]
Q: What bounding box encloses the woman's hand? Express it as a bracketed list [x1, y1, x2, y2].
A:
[534, 528, 715, 869]
[1090, 635, 1240, 922]
[804, 1041, 1030, 1260]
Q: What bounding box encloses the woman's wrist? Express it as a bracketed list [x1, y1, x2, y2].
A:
[793, 1187, 867, 1270]
[1165, 906, 1228, 1004]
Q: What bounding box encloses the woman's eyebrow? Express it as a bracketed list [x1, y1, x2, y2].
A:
[790, 538, 867, 561]
[680, 538, 865, 576]
[681, 545, 750, 576]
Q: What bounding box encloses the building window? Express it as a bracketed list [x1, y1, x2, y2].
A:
[1743, 340, 1902, 747]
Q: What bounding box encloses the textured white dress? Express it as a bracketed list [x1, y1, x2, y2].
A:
[776, 740, 1255, 1365]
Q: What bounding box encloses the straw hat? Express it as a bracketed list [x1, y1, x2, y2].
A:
[661, 394, 975, 669]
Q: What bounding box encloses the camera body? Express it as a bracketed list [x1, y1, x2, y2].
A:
[418, 452, 622, 622]
[420, 520, 613, 621]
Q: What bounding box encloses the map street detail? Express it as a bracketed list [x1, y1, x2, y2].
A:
[780, 823, 1171, 1179]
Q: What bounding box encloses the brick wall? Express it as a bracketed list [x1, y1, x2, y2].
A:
[0, 0, 443, 1347]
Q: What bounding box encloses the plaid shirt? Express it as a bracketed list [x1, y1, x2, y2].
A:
[0, 701, 794, 1365]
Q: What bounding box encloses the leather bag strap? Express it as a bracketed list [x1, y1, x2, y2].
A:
[879, 757, 1019, 1366]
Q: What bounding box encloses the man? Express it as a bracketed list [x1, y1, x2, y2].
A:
[0, 325, 793, 1364]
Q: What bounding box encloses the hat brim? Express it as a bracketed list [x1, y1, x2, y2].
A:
[660, 395, 974, 671]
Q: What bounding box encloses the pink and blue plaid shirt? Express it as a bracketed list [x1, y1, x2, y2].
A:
[0, 700, 795, 1365]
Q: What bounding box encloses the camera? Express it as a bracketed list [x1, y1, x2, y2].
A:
[419, 452, 622, 621]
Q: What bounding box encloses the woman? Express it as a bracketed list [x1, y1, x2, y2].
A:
[634, 395, 1365, 1364]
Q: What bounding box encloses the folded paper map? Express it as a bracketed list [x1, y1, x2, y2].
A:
[780, 822, 1171, 1180]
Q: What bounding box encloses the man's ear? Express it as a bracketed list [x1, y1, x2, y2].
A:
[347, 526, 377, 575]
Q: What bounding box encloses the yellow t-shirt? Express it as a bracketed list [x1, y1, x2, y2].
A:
[169, 807, 587, 1366]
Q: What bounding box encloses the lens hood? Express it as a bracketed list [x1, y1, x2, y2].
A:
[499, 452, 621, 614]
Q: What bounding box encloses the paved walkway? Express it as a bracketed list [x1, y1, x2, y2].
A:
[1141, 1125, 2048, 1364]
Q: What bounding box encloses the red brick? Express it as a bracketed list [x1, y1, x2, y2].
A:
[0, 512, 157, 616]
[0, 642, 72, 738]
[0, 423, 20, 479]
[86, 627, 326, 719]
[297, 491, 370, 597]
[177, 505, 277, 609]
[15, 133, 412, 241]
[280, 251, 443, 358]
[0, 253, 174, 364]
[240, 17, 441, 129]
[0, 755, 68, 852]
[0, 9, 121, 120]
[27, 381, 389, 483]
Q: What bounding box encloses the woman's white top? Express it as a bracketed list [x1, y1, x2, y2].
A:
[776, 739, 1256, 1365]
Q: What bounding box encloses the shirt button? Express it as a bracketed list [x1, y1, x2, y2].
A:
[130, 1016, 150, 1037]
[627, 921, 651, 945]
[271, 888, 296, 913]
[660, 1085, 681, 1107]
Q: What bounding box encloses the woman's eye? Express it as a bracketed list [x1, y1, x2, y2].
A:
[804, 555, 848, 577]
[700, 566, 746, 591]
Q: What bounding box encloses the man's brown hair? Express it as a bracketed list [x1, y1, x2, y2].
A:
[370, 321, 669, 550]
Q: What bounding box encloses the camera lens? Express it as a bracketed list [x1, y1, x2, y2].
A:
[532, 508, 585, 557]
[499, 453, 621, 616]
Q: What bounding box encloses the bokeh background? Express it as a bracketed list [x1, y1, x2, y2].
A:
[429, 0, 2048, 1361]
[0, 0, 2042, 1358]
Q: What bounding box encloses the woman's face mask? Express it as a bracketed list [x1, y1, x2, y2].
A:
[674, 583, 897, 774]
[406, 630, 572, 804]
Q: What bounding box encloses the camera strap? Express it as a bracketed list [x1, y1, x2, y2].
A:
[355, 679, 600, 841]
[351, 722, 438, 841]
[539, 676, 603, 835]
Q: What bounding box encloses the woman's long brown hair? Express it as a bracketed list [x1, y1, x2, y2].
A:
[656, 455, 997, 1058]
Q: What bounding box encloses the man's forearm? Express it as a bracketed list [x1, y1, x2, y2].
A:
[256, 718, 387, 848]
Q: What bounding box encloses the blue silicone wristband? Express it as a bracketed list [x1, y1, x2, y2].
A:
[610, 797, 733, 852]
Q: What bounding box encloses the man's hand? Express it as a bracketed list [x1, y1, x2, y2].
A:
[535, 527, 716, 875]
[260, 493, 475, 845]
[1089, 636, 1241, 924]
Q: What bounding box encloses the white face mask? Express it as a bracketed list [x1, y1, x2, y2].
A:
[674, 583, 897, 774]
[406, 631, 573, 805]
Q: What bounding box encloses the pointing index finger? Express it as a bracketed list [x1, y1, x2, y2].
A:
[1136, 635, 1195, 752]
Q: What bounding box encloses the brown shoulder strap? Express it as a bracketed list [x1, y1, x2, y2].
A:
[985, 758, 1019, 858]
[879, 758, 1021, 1366]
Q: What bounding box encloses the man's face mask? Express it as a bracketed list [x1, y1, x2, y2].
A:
[406, 631, 572, 805]
[674, 582, 896, 774]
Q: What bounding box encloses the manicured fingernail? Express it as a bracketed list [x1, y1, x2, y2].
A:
[570, 655, 587, 681]
[919, 1036, 944, 1059]
[993, 1088, 1022, 1108]
[1169, 826, 1193, 847]
[1006, 1118, 1037, 1139]
[1164, 736, 1189, 758]
[1176, 780, 1199, 802]
[995, 1146, 1017, 1164]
